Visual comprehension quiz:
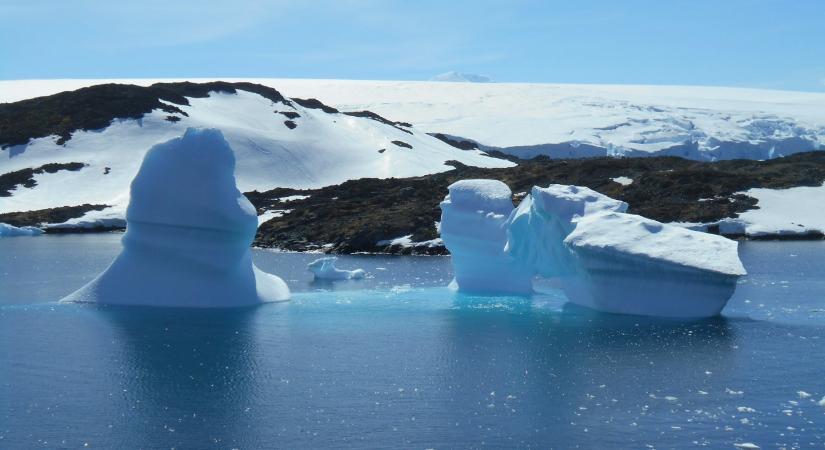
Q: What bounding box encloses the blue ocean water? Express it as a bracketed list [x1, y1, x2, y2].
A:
[1, 234, 824, 449]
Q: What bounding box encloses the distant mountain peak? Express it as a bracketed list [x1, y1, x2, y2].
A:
[430, 71, 493, 83]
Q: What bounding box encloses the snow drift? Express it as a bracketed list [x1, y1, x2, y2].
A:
[307, 257, 366, 280]
[440, 179, 746, 317]
[61, 128, 290, 307]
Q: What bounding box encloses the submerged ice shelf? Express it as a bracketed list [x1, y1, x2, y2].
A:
[61, 128, 290, 307]
[440, 179, 746, 318]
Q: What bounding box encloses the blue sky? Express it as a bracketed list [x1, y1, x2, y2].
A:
[2, 0, 824, 91]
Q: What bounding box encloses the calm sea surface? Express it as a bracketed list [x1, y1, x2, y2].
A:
[1, 234, 824, 449]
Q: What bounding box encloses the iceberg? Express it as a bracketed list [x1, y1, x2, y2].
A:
[0, 223, 43, 237]
[506, 184, 627, 279]
[61, 128, 290, 307]
[562, 211, 746, 317]
[439, 180, 532, 294]
[307, 257, 366, 280]
[440, 179, 746, 318]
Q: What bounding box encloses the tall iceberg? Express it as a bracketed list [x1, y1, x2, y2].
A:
[61, 128, 290, 307]
[439, 180, 532, 294]
[440, 180, 746, 318]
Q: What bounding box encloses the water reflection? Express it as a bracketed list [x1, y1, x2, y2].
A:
[98, 304, 271, 448]
[437, 294, 738, 446]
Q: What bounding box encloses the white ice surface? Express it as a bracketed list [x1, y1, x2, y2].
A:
[307, 257, 366, 280]
[566, 212, 746, 276]
[61, 128, 290, 307]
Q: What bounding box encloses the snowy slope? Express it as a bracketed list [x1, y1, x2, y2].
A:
[0, 83, 510, 222]
[3, 78, 825, 161]
[718, 183, 825, 237]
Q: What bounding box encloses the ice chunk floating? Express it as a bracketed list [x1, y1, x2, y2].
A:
[440, 180, 746, 318]
[0, 223, 43, 237]
[307, 257, 366, 280]
[61, 128, 290, 307]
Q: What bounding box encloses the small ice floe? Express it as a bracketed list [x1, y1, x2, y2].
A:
[736, 406, 756, 413]
[733, 443, 760, 450]
[0, 223, 43, 237]
[307, 257, 366, 280]
[797, 390, 811, 399]
[818, 396, 825, 407]
[726, 388, 744, 395]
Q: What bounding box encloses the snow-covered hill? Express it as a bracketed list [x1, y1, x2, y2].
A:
[430, 71, 493, 83]
[0, 82, 510, 225]
[3, 78, 825, 161]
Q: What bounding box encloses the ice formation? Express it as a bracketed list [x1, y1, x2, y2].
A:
[562, 211, 746, 317]
[61, 128, 290, 307]
[307, 257, 366, 280]
[0, 223, 43, 237]
[439, 180, 532, 294]
[440, 179, 746, 317]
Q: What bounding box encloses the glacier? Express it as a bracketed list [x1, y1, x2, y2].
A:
[440, 179, 746, 317]
[307, 257, 366, 280]
[61, 128, 290, 307]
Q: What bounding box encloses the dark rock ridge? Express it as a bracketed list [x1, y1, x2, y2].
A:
[430, 133, 479, 150]
[0, 162, 86, 196]
[0, 81, 292, 149]
[343, 110, 413, 134]
[0, 204, 109, 228]
[392, 140, 413, 149]
[250, 151, 825, 254]
[290, 97, 339, 114]
[0, 81, 426, 152]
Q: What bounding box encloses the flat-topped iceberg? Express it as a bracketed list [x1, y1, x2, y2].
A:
[307, 257, 366, 280]
[61, 128, 290, 307]
[439, 180, 532, 294]
[440, 179, 746, 318]
[563, 211, 745, 317]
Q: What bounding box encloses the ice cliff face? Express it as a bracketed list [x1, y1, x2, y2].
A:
[439, 180, 533, 294]
[506, 185, 627, 278]
[61, 128, 290, 307]
[440, 179, 746, 318]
